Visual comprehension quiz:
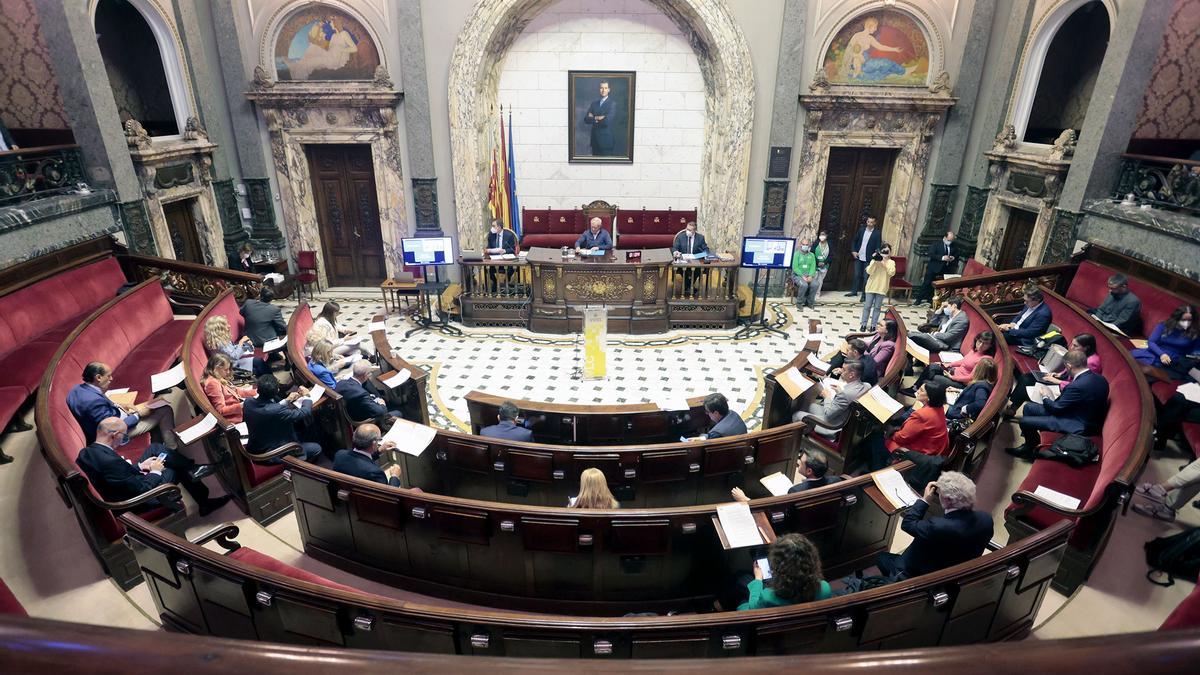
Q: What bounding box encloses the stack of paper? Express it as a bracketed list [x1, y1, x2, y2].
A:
[150, 363, 186, 392]
[938, 351, 964, 364]
[381, 418, 437, 456]
[1097, 319, 1127, 336]
[262, 336, 288, 352]
[872, 468, 921, 510]
[381, 370, 412, 389]
[178, 413, 218, 445]
[1033, 485, 1081, 510]
[806, 354, 831, 374]
[859, 387, 904, 422]
[906, 341, 931, 363]
[1178, 382, 1200, 405]
[715, 502, 764, 548]
[1026, 383, 1060, 405]
[775, 366, 815, 399]
[759, 472, 795, 497]
[367, 321, 387, 333]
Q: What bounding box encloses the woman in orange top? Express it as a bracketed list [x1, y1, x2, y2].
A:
[201, 354, 257, 424]
[869, 383, 949, 471]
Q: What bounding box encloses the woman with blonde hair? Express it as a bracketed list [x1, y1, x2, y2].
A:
[946, 356, 997, 420]
[307, 339, 340, 388]
[201, 353, 256, 424]
[203, 314, 264, 375]
[570, 468, 619, 509]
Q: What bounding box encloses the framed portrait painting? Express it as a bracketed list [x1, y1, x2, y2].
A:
[568, 71, 635, 163]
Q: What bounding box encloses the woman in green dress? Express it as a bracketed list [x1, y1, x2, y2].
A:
[738, 533, 831, 610]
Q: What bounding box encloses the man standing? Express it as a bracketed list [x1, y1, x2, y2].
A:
[846, 216, 882, 300]
[812, 232, 832, 303]
[240, 286, 287, 348]
[1089, 273, 1142, 335]
[1007, 349, 1109, 460]
[997, 288, 1052, 347]
[583, 80, 617, 156]
[332, 423, 403, 487]
[672, 221, 708, 295]
[791, 237, 818, 309]
[480, 401, 534, 442]
[913, 231, 958, 306]
[575, 216, 613, 253]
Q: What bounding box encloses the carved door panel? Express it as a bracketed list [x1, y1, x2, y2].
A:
[998, 208, 1038, 270]
[308, 144, 387, 287]
[817, 148, 896, 290]
[163, 199, 205, 264]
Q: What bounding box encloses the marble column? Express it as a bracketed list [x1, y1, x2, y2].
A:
[210, 0, 283, 252]
[758, 0, 806, 234]
[395, 0, 441, 234]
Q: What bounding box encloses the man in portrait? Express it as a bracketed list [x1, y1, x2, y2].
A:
[583, 80, 617, 156]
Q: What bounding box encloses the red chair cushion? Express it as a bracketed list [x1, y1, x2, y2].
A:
[962, 259, 993, 277]
[1183, 423, 1200, 457]
[1151, 380, 1180, 405]
[0, 577, 27, 616]
[228, 547, 364, 595]
[1, 340, 63, 394]
[618, 234, 675, 249]
[548, 210, 579, 234]
[619, 211, 643, 234]
[295, 272, 318, 283]
[521, 209, 551, 235]
[0, 386, 27, 433]
[247, 458, 284, 487]
[521, 234, 577, 249]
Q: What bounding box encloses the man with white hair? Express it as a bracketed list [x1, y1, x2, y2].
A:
[332, 423, 404, 487]
[575, 216, 612, 253]
[876, 471, 993, 580]
[334, 360, 401, 424]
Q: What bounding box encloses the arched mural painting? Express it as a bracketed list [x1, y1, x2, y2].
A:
[822, 9, 930, 86]
[273, 7, 380, 81]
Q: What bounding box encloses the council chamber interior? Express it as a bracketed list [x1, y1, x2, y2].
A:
[1, 0, 1199, 670]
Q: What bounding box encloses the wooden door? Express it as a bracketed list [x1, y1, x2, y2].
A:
[307, 144, 387, 287]
[816, 148, 896, 290]
[163, 199, 205, 264]
[998, 208, 1038, 270]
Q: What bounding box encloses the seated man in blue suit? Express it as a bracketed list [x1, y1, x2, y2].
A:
[76, 416, 228, 516]
[575, 217, 613, 253]
[67, 362, 180, 448]
[1007, 349, 1109, 460]
[242, 374, 324, 464]
[335, 360, 401, 425]
[876, 471, 993, 580]
[701, 392, 747, 439]
[332, 423, 405, 487]
[996, 288, 1052, 347]
[480, 401, 534, 442]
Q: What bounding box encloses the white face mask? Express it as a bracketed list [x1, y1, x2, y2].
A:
[819, 235, 827, 242]
[1179, 320, 1192, 330]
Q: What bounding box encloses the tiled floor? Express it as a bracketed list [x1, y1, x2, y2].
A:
[0, 290, 1192, 642]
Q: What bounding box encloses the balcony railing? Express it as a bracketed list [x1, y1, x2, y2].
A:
[1113, 153, 1200, 217]
[0, 144, 86, 207]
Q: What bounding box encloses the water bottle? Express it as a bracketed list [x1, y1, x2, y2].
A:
[561, 245, 569, 258]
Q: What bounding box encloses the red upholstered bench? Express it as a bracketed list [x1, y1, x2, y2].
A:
[226, 547, 365, 595]
[520, 208, 581, 249]
[962, 259, 994, 278]
[1065, 260, 1187, 340]
[1183, 422, 1200, 457]
[616, 208, 695, 249]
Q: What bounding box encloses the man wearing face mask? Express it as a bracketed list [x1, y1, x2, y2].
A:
[76, 416, 229, 515]
[484, 219, 517, 256]
[333, 423, 409, 487]
[812, 232, 832, 303]
[791, 236, 818, 309]
[913, 231, 958, 307]
[1088, 273, 1142, 335]
[909, 295, 969, 352]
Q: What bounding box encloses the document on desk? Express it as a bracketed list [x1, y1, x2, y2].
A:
[1097, 319, 1127, 336]
[860, 387, 904, 423]
[716, 502, 764, 548]
[150, 363, 186, 392]
[106, 390, 137, 408]
[380, 369, 411, 389]
[233, 422, 249, 440]
[775, 366, 814, 399]
[806, 354, 831, 374]
[1033, 485, 1081, 510]
[872, 468, 920, 510]
[381, 418, 437, 456]
[177, 413, 218, 446]
[906, 340, 931, 363]
[1025, 383, 1060, 405]
[655, 394, 692, 411]
[760, 472, 794, 497]
[367, 321, 387, 333]
[294, 385, 324, 408]
[262, 336, 287, 352]
[938, 351, 964, 364]
[1178, 382, 1200, 405]
[942, 274, 962, 280]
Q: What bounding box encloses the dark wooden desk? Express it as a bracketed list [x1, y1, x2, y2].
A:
[251, 259, 294, 299]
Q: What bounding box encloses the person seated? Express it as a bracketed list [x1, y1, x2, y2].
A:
[737, 533, 830, 610]
[1133, 456, 1200, 523]
[875, 472, 993, 580]
[792, 361, 871, 437]
[67, 362, 181, 448]
[229, 242, 255, 274]
[903, 330, 996, 396]
[1132, 305, 1200, 378]
[830, 338, 877, 386]
[1008, 333, 1101, 410]
[697, 393, 747, 440]
[575, 216, 613, 253]
[77, 416, 229, 516]
[1006, 349, 1109, 460]
[828, 320, 894, 375]
[484, 218, 518, 256]
[672, 220, 709, 258]
[569, 467, 618, 508]
[200, 354, 256, 424]
[306, 339, 342, 389]
[1088, 273, 1142, 335]
[997, 288, 1052, 347]
[1153, 381, 1200, 454]
[946, 357, 997, 420]
[332, 423, 405, 488]
[731, 450, 842, 502]
[203, 314, 265, 377]
[479, 400, 534, 442]
[909, 296, 969, 352]
[307, 301, 366, 361]
[335, 360, 401, 425]
[240, 285, 287, 348]
[242, 374, 324, 463]
[867, 383, 949, 472]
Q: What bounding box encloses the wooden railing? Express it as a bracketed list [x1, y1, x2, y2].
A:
[933, 262, 1076, 308]
[120, 253, 264, 303]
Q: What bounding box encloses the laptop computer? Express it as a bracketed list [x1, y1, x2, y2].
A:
[460, 249, 484, 262]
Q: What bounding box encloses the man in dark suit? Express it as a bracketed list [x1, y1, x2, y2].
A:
[876, 471, 993, 579]
[583, 80, 617, 156]
[242, 374, 324, 463]
[1007, 349, 1109, 459]
[701, 393, 747, 439]
[913, 231, 959, 306]
[480, 401, 534, 442]
[846, 216, 883, 300]
[332, 423, 403, 487]
[335, 360, 400, 424]
[730, 450, 842, 502]
[240, 286, 287, 347]
[575, 217, 613, 252]
[484, 219, 517, 255]
[67, 362, 179, 448]
[76, 416, 228, 515]
[229, 243, 255, 274]
[671, 221, 708, 294]
[844, 338, 878, 386]
[997, 288, 1053, 347]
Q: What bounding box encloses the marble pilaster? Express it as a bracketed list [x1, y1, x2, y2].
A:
[395, 1, 441, 233]
[212, 178, 249, 262]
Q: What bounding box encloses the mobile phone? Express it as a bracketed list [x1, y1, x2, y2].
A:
[756, 557, 773, 580]
[156, 453, 168, 461]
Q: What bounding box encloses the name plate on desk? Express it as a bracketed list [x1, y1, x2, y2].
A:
[625, 250, 642, 263]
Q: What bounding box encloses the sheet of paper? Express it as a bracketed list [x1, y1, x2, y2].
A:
[262, 336, 287, 352]
[1026, 385, 1044, 405]
[655, 394, 692, 411]
[820, 377, 842, 394]
[381, 369, 411, 389]
[942, 273, 962, 280]
[938, 351, 964, 364]
[1034, 485, 1081, 510]
[872, 468, 921, 510]
[342, 352, 363, 366]
[294, 385, 324, 408]
[381, 418, 437, 456]
[367, 321, 387, 333]
[760, 472, 794, 497]
[1178, 382, 1200, 405]
[1189, 367, 1200, 382]
[150, 363, 185, 392]
[906, 340, 931, 363]
[233, 422, 249, 439]
[945, 388, 961, 405]
[806, 354, 831, 374]
[177, 413, 218, 446]
[715, 502, 764, 549]
[1128, 339, 1149, 349]
[106, 390, 137, 408]
[496, 253, 517, 260]
[1097, 319, 1127, 337]
[859, 386, 903, 423]
[107, 387, 130, 395]
[775, 366, 814, 399]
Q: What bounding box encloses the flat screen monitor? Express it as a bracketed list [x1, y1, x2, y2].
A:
[401, 237, 454, 266]
[740, 236, 795, 269]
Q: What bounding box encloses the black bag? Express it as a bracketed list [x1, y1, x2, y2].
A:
[1035, 434, 1099, 468]
[1145, 527, 1200, 587]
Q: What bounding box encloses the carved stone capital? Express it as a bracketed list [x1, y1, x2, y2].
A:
[928, 71, 952, 96]
[809, 67, 830, 92]
[252, 65, 275, 89]
[992, 124, 1017, 153]
[124, 119, 152, 149]
[1049, 129, 1077, 160]
[373, 64, 394, 88]
[183, 116, 209, 142]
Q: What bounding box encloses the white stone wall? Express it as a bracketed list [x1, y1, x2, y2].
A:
[497, 0, 704, 211]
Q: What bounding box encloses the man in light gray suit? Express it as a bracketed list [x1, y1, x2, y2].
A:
[908, 295, 969, 352]
[792, 361, 871, 438]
